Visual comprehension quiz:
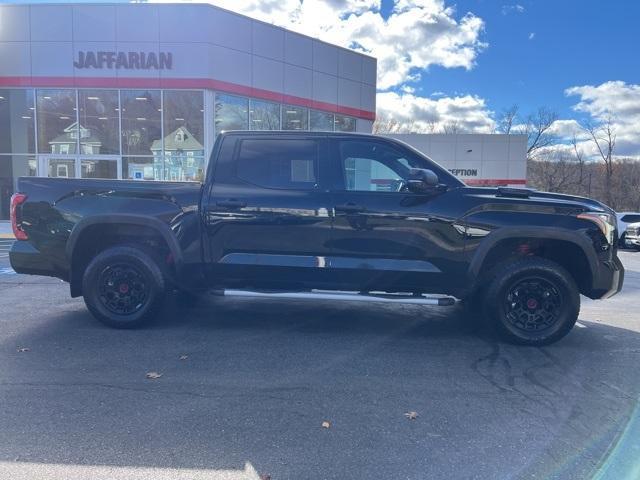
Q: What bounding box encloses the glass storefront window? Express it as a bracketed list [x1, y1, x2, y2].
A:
[250, 99, 280, 130]
[335, 114, 356, 132]
[36, 89, 78, 154]
[123, 156, 155, 180]
[123, 155, 203, 182]
[162, 155, 204, 182]
[0, 89, 35, 154]
[215, 94, 248, 134]
[78, 90, 120, 155]
[310, 110, 334, 131]
[121, 90, 161, 156]
[81, 159, 118, 179]
[283, 105, 308, 130]
[47, 158, 76, 178]
[162, 91, 205, 181]
[4, 86, 363, 188]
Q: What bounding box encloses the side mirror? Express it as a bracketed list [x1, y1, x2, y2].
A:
[407, 168, 439, 193]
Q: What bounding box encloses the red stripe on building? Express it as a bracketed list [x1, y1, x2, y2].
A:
[465, 179, 527, 186]
[0, 76, 376, 121]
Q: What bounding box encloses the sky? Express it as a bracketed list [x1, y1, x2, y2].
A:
[10, 0, 640, 158]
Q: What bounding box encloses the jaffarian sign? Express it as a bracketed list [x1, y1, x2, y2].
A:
[74, 51, 173, 70]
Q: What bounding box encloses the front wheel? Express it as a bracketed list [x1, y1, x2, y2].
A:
[82, 245, 166, 328]
[484, 257, 580, 345]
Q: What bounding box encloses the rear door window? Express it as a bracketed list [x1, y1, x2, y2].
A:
[236, 139, 319, 190]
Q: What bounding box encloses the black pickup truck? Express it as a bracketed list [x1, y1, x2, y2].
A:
[10, 131, 623, 345]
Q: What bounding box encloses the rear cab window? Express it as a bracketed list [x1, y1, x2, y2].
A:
[236, 138, 320, 190]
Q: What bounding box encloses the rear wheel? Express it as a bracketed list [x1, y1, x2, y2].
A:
[82, 245, 166, 328]
[484, 257, 580, 345]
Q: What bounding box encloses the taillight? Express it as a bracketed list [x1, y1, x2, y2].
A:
[10, 193, 28, 241]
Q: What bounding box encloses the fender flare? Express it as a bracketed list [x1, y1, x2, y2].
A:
[66, 214, 184, 294]
[467, 226, 598, 281]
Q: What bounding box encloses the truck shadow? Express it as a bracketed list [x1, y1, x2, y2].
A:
[1, 297, 639, 479]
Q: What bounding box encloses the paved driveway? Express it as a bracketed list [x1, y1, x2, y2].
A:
[0, 250, 639, 479]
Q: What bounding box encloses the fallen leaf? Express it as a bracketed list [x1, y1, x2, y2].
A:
[404, 411, 419, 420]
[321, 421, 331, 429]
[146, 372, 162, 379]
[17, 347, 30, 353]
[179, 355, 189, 360]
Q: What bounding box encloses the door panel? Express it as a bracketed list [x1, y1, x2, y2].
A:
[327, 138, 466, 293]
[204, 136, 334, 289]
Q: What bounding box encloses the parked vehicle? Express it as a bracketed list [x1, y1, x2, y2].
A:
[617, 212, 640, 247]
[10, 132, 624, 345]
[624, 222, 640, 250]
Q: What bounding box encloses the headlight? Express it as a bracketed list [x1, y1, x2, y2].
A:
[577, 212, 616, 245]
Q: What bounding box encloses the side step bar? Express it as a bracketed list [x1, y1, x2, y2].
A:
[221, 289, 456, 306]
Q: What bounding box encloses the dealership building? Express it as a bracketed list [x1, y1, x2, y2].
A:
[0, 2, 376, 218]
[0, 3, 528, 220]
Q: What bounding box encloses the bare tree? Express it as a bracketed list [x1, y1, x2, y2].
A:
[583, 116, 616, 208]
[522, 107, 558, 160]
[528, 152, 582, 194]
[495, 104, 519, 134]
[494, 105, 558, 160]
[372, 116, 438, 135]
[440, 120, 464, 134]
[570, 134, 586, 192]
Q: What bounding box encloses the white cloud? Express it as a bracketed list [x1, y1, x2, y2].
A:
[376, 91, 495, 132]
[206, 0, 486, 90]
[501, 4, 525, 15]
[565, 81, 640, 157]
[547, 119, 584, 139]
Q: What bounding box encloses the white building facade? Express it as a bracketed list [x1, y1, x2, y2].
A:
[0, 2, 376, 218]
[384, 134, 527, 187]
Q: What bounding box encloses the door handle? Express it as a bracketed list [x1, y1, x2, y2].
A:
[216, 199, 247, 209]
[335, 203, 366, 213]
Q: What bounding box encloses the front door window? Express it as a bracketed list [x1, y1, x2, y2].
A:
[338, 140, 418, 193]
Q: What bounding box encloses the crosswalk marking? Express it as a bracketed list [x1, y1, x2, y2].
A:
[0, 239, 14, 259]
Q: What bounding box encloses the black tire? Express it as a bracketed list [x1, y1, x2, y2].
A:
[484, 257, 580, 346]
[82, 245, 166, 329]
[618, 233, 627, 248]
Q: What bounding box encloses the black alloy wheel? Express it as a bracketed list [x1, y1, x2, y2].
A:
[504, 276, 562, 333]
[82, 245, 166, 328]
[484, 257, 580, 345]
[98, 263, 149, 315]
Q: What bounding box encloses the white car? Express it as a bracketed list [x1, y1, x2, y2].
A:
[617, 212, 640, 247]
[625, 221, 640, 250]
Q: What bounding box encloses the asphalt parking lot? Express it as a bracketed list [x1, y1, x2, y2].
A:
[0, 246, 639, 480]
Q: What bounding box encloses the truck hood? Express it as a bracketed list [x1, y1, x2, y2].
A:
[461, 186, 611, 214]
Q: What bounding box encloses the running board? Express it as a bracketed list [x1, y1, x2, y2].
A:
[220, 289, 456, 306]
